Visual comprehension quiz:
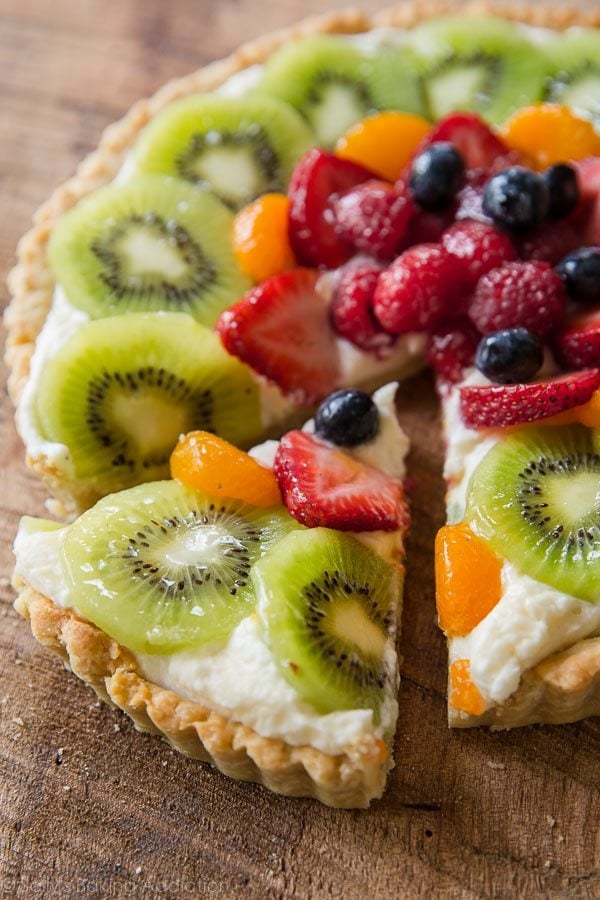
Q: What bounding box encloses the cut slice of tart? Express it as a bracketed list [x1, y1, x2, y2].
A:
[12, 384, 409, 808]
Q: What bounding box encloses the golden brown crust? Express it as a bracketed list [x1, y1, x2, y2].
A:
[13, 580, 392, 808]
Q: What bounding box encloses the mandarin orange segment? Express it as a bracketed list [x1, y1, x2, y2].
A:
[170, 431, 282, 507]
[335, 111, 431, 182]
[232, 193, 296, 283]
[449, 659, 487, 716]
[435, 521, 502, 637]
[541, 389, 600, 427]
[501, 104, 600, 170]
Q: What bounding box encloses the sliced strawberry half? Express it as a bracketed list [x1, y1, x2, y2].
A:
[553, 310, 600, 370]
[288, 148, 377, 269]
[274, 429, 409, 532]
[460, 369, 600, 429]
[416, 113, 519, 172]
[573, 157, 600, 244]
[216, 268, 340, 406]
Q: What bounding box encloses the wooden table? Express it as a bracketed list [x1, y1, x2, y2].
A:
[1, 2, 599, 896]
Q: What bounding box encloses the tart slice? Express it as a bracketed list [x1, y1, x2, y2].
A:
[12, 384, 409, 808]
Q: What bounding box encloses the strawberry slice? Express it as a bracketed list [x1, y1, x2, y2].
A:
[418, 113, 519, 172]
[288, 148, 376, 269]
[274, 429, 409, 532]
[574, 157, 600, 244]
[460, 369, 600, 429]
[216, 268, 340, 406]
[554, 310, 600, 370]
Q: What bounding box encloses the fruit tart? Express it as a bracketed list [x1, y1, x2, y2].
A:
[12, 385, 409, 808]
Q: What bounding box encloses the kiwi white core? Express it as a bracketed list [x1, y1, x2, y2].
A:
[427, 65, 489, 119]
[330, 599, 388, 658]
[163, 526, 244, 570]
[120, 227, 191, 281]
[110, 393, 187, 456]
[545, 470, 600, 524]
[190, 146, 265, 203]
[311, 85, 367, 148]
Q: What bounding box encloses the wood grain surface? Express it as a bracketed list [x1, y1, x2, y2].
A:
[1, 1, 599, 897]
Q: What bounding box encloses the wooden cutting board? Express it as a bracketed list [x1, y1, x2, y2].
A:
[1, 2, 599, 896]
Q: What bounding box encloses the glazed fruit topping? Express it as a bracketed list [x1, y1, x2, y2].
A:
[373, 243, 463, 334]
[329, 258, 393, 353]
[232, 192, 296, 283]
[553, 310, 600, 370]
[287, 148, 375, 268]
[408, 142, 466, 212]
[216, 268, 340, 405]
[460, 369, 600, 429]
[556, 247, 600, 304]
[501, 104, 600, 170]
[543, 164, 580, 219]
[441, 220, 517, 291]
[467, 261, 567, 338]
[426, 318, 481, 386]
[474, 327, 544, 384]
[419, 112, 517, 172]
[482, 167, 549, 232]
[332, 179, 413, 261]
[273, 429, 407, 531]
[314, 388, 380, 447]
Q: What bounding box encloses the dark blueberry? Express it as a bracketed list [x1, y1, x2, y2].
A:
[408, 142, 466, 212]
[482, 167, 549, 231]
[314, 389, 379, 447]
[475, 328, 544, 384]
[556, 247, 600, 303]
[543, 163, 580, 219]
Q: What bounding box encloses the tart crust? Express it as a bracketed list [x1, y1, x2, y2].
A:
[6, 2, 600, 802]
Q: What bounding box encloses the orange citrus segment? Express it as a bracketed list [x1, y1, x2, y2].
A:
[335, 111, 431, 182]
[435, 522, 502, 637]
[170, 431, 282, 507]
[541, 388, 600, 427]
[232, 193, 296, 283]
[449, 659, 487, 716]
[501, 104, 600, 170]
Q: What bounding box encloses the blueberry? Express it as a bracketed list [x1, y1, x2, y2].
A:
[556, 247, 600, 303]
[408, 143, 466, 212]
[314, 389, 379, 447]
[475, 328, 544, 384]
[544, 163, 579, 219]
[482, 167, 549, 231]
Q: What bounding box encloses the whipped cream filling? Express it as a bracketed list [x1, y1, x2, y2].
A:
[13, 385, 408, 755]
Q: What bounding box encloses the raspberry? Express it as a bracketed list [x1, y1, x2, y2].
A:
[442, 220, 517, 291]
[329, 258, 393, 354]
[426, 318, 481, 386]
[468, 261, 567, 338]
[332, 180, 413, 261]
[373, 244, 463, 335]
[516, 221, 580, 264]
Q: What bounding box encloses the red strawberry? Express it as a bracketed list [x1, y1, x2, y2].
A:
[417, 113, 519, 172]
[329, 258, 394, 354]
[460, 369, 600, 429]
[468, 261, 567, 338]
[442, 220, 517, 291]
[553, 310, 600, 370]
[426, 318, 481, 386]
[288, 148, 376, 269]
[332, 179, 413, 261]
[574, 157, 600, 244]
[216, 268, 340, 405]
[273, 429, 408, 531]
[516, 221, 580, 265]
[373, 243, 464, 335]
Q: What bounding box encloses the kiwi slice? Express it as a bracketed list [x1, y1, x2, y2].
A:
[130, 95, 314, 210]
[255, 35, 426, 148]
[48, 175, 250, 325]
[34, 312, 262, 493]
[61, 480, 300, 653]
[542, 29, 600, 121]
[409, 16, 547, 124]
[466, 425, 600, 603]
[254, 528, 401, 718]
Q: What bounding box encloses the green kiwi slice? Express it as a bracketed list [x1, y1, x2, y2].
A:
[130, 95, 314, 210]
[542, 29, 600, 121]
[255, 35, 426, 148]
[254, 528, 401, 718]
[408, 16, 547, 124]
[60, 480, 300, 653]
[466, 425, 600, 603]
[34, 312, 262, 493]
[47, 175, 250, 326]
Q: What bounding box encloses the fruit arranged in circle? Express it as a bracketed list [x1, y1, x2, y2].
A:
[35, 312, 261, 491]
[254, 527, 401, 717]
[48, 175, 251, 325]
[466, 424, 600, 602]
[60, 480, 300, 653]
[501, 104, 600, 169]
[232, 193, 296, 283]
[335, 111, 431, 181]
[130, 95, 314, 210]
[170, 431, 281, 507]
